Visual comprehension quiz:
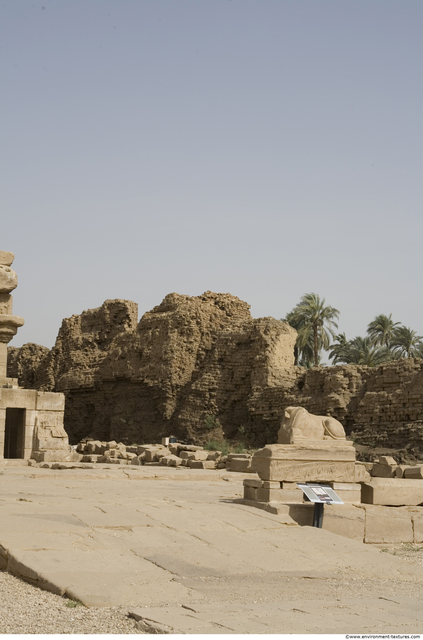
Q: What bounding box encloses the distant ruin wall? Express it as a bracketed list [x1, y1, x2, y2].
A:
[248, 359, 423, 454]
[7, 293, 423, 454]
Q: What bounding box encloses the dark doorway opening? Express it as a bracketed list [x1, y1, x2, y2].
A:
[4, 408, 25, 458]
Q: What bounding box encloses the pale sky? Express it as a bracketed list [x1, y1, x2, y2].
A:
[1, 0, 422, 351]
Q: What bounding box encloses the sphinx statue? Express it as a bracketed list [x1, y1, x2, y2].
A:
[277, 406, 346, 444]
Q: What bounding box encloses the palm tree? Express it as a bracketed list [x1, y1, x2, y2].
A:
[284, 310, 314, 366]
[367, 314, 400, 348]
[390, 326, 423, 358]
[414, 342, 423, 359]
[336, 336, 392, 366]
[328, 333, 351, 364]
[285, 293, 339, 367]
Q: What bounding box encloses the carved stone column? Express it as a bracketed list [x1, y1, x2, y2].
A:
[0, 251, 24, 381]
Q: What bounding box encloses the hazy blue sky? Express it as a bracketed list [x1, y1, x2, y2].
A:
[1, 0, 422, 352]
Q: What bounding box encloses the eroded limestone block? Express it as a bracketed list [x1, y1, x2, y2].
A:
[161, 454, 182, 466]
[395, 465, 412, 478]
[354, 462, 371, 482]
[361, 478, 423, 506]
[179, 450, 195, 460]
[229, 458, 253, 473]
[0, 251, 14, 266]
[206, 451, 221, 461]
[371, 462, 397, 478]
[0, 265, 17, 293]
[278, 406, 346, 444]
[188, 460, 216, 469]
[0, 294, 13, 315]
[404, 466, 423, 479]
[193, 450, 209, 461]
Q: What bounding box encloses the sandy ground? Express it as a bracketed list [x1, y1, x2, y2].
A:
[0, 570, 139, 634]
[0, 543, 422, 634]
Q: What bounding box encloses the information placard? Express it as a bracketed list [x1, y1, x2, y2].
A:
[297, 483, 344, 505]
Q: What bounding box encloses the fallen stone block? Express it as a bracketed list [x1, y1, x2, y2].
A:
[131, 455, 144, 466]
[378, 456, 397, 465]
[371, 462, 397, 478]
[179, 450, 196, 460]
[363, 505, 413, 543]
[404, 466, 423, 479]
[395, 465, 412, 478]
[126, 446, 138, 455]
[188, 460, 216, 469]
[206, 451, 221, 461]
[361, 478, 423, 506]
[193, 450, 209, 461]
[86, 440, 102, 455]
[161, 454, 182, 467]
[155, 448, 171, 460]
[169, 444, 180, 456]
[177, 445, 203, 452]
[143, 448, 162, 462]
[229, 458, 253, 473]
[167, 456, 183, 467]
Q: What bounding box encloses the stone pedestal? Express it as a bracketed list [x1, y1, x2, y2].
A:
[251, 442, 357, 483]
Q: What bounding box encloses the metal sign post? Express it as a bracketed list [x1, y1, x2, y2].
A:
[297, 483, 344, 528]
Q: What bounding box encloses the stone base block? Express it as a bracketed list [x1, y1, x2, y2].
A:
[32, 449, 75, 463]
[361, 478, 423, 506]
[321, 504, 365, 541]
[363, 506, 414, 544]
[327, 482, 362, 504]
[251, 443, 356, 482]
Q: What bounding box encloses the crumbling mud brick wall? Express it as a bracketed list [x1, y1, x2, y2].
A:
[248, 358, 423, 453]
[7, 292, 423, 453]
[8, 292, 296, 444]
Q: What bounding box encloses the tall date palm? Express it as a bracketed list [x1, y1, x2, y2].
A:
[390, 326, 423, 358]
[286, 293, 339, 367]
[367, 314, 400, 348]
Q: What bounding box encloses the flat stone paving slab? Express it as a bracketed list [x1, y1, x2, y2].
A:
[0, 464, 423, 633]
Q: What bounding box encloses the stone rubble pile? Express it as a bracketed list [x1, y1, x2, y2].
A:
[27, 438, 256, 472]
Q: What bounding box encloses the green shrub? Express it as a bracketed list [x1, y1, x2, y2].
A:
[203, 414, 221, 431]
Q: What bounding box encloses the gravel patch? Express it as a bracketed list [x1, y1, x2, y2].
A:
[0, 571, 140, 634]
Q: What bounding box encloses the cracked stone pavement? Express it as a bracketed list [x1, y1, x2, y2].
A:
[1, 463, 422, 634]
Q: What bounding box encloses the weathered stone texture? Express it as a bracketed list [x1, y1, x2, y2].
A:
[7, 343, 50, 389]
[6, 291, 423, 453]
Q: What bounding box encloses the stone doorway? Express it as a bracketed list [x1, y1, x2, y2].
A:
[4, 408, 25, 459]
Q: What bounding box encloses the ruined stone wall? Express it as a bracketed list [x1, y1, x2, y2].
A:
[8, 292, 296, 444]
[7, 292, 423, 454]
[7, 343, 50, 389]
[248, 359, 423, 453]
